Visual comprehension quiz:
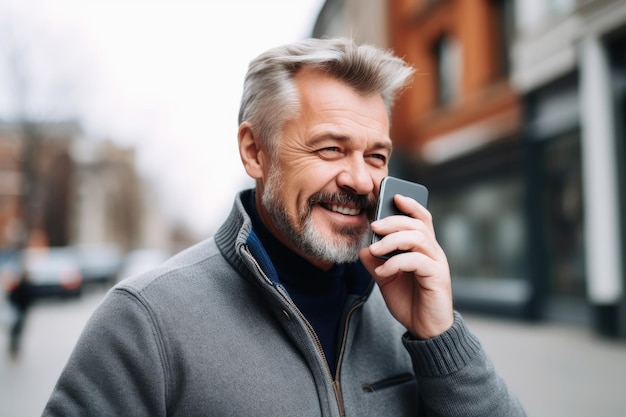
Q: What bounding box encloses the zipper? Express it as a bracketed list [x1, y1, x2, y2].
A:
[274, 284, 348, 416]
[332, 379, 345, 417]
[242, 247, 333, 380]
[241, 249, 276, 287]
[241, 247, 365, 417]
[332, 297, 367, 417]
[242, 249, 336, 411]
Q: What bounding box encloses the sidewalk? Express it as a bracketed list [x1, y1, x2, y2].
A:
[463, 311, 626, 416]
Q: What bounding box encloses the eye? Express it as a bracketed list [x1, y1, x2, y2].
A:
[368, 153, 388, 166]
[317, 147, 342, 159]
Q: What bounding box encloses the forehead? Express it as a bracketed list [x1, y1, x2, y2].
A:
[291, 68, 391, 142]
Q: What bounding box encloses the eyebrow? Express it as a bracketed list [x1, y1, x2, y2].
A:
[309, 133, 393, 152]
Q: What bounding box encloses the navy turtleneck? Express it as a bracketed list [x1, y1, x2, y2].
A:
[246, 192, 354, 376]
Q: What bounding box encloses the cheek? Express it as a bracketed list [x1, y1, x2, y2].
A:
[278, 181, 310, 218]
[373, 170, 388, 194]
[288, 164, 333, 192]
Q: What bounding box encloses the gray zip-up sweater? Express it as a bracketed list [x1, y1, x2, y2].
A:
[43, 190, 526, 417]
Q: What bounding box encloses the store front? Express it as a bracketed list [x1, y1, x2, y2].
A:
[399, 74, 589, 322]
[523, 74, 589, 323]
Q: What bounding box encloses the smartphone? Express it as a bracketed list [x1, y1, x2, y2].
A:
[371, 176, 429, 259]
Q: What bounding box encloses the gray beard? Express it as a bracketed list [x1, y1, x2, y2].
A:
[261, 171, 374, 265]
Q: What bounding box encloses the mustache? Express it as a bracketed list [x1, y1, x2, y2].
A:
[308, 190, 378, 219]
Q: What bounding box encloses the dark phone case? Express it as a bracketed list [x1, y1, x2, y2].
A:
[371, 176, 429, 259]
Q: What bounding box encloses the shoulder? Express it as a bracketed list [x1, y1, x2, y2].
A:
[115, 238, 235, 303]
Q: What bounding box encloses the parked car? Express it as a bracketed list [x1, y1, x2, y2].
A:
[75, 244, 123, 286]
[1, 247, 83, 299]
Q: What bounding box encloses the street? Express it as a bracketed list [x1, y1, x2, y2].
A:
[1, 286, 626, 416]
[0, 287, 106, 417]
[465, 313, 626, 416]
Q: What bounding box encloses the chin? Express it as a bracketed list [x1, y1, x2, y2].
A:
[299, 220, 370, 265]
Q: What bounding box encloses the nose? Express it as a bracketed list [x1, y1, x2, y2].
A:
[337, 157, 375, 195]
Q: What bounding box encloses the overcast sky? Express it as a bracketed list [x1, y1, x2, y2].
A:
[0, 0, 326, 236]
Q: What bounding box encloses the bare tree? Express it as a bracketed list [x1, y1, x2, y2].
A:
[0, 4, 90, 249]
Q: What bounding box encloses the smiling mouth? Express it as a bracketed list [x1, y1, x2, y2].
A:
[321, 203, 361, 216]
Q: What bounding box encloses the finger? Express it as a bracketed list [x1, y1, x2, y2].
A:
[371, 195, 435, 239]
[371, 214, 432, 239]
[370, 226, 441, 258]
[394, 194, 432, 225]
[373, 251, 441, 280]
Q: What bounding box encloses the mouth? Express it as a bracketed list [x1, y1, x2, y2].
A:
[309, 191, 376, 221]
[321, 202, 362, 216]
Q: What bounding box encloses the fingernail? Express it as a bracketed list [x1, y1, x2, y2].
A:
[371, 220, 380, 228]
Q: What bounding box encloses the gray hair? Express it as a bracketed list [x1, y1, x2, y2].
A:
[238, 37, 414, 151]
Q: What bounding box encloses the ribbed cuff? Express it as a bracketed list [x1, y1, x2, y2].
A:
[402, 311, 482, 378]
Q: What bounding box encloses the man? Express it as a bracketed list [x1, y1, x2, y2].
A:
[7, 269, 33, 359]
[43, 38, 526, 416]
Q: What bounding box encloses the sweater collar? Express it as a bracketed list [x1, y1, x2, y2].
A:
[246, 190, 347, 295]
[214, 189, 373, 296]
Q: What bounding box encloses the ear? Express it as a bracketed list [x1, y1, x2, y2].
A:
[238, 123, 266, 179]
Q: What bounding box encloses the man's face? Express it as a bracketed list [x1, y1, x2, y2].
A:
[256, 68, 391, 270]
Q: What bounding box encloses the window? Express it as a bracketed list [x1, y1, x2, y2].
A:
[433, 177, 526, 281]
[434, 35, 461, 106]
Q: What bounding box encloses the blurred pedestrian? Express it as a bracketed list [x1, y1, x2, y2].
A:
[43, 37, 526, 416]
[7, 269, 33, 359]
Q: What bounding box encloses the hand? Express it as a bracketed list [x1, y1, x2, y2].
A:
[360, 194, 454, 339]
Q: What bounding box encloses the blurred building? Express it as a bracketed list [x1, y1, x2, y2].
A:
[0, 123, 23, 247]
[0, 120, 172, 256]
[70, 138, 142, 251]
[74, 142, 177, 251]
[512, 0, 626, 337]
[313, 0, 626, 337]
[0, 121, 81, 249]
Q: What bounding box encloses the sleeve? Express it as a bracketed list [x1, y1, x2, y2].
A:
[42, 288, 169, 417]
[402, 312, 527, 417]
